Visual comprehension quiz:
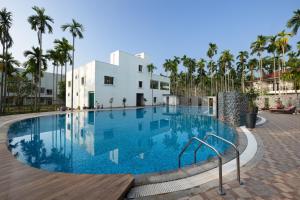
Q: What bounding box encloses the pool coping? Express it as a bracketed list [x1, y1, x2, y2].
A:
[126, 123, 260, 198]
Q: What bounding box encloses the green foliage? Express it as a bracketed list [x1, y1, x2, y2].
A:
[58, 81, 65, 101]
[246, 88, 259, 112]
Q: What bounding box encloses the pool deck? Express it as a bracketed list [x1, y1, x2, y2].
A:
[0, 111, 134, 200]
[1, 111, 300, 199]
[143, 112, 300, 200]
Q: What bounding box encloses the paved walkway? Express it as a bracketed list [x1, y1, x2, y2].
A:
[146, 112, 300, 200]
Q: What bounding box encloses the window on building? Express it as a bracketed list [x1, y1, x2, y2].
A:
[138, 65, 143, 72]
[40, 87, 45, 93]
[68, 93, 70, 96]
[160, 82, 169, 90]
[104, 76, 114, 85]
[76, 92, 78, 96]
[46, 89, 52, 95]
[68, 81, 71, 87]
[81, 77, 85, 85]
[150, 80, 159, 89]
[138, 81, 143, 88]
[153, 97, 157, 103]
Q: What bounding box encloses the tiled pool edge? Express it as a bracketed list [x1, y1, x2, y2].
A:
[127, 124, 259, 198]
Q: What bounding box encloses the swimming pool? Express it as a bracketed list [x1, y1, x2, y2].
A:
[7, 106, 236, 175]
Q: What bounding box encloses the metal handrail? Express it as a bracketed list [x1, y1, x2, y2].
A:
[194, 133, 242, 185]
[178, 137, 225, 195]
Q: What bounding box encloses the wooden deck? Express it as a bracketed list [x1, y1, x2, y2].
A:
[0, 113, 134, 200]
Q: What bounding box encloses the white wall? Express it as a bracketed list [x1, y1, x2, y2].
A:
[66, 50, 170, 109]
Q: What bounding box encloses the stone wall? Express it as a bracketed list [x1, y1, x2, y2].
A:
[217, 92, 248, 127]
[257, 94, 300, 109]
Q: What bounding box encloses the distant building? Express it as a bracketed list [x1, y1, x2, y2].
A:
[252, 69, 300, 95]
[66, 50, 170, 109]
[5, 67, 63, 105]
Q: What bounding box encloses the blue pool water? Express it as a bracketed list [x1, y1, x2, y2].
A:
[7, 106, 236, 175]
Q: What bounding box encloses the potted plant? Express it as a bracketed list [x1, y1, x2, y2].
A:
[122, 97, 126, 108]
[245, 88, 259, 128]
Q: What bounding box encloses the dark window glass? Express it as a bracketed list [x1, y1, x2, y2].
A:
[138, 65, 143, 72]
[81, 77, 84, 85]
[138, 81, 143, 88]
[68, 81, 71, 87]
[150, 80, 159, 89]
[46, 89, 52, 95]
[104, 76, 114, 85]
[40, 87, 45, 93]
[153, 97, 157, 103]
[160, 82, 169, 90]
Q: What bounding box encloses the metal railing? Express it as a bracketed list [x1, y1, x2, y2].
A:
[194, 133, 242, 185]
[178, 137, 225, 195]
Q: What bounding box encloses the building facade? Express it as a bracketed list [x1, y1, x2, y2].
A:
[5, 68, 63, 106]
[66, 50, 170, 109]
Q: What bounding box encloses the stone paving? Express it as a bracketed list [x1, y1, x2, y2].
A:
[144, 112, 300, 200]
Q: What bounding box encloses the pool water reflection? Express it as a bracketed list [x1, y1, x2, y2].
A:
[7, 106, 236, 174]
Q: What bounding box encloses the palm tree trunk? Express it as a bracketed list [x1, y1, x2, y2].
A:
[3, 41, 8, 113]
[242, 64, 245, 93]
[38, 31, 42, 111]
[56, 64, 58, 105]
[273, 54, 276, 95]
[0, 44, 5, 113]
[151, 72, 153, 106]
[53, 65, 55, 105]
[71, 36, 75, 110]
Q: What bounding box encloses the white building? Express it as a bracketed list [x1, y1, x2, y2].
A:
[66, 50, 170, 109]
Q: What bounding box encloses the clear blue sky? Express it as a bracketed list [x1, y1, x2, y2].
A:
[1, 0, 300, 74]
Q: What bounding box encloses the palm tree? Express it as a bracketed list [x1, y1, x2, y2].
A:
[0, 53, 19, 111]
[287, 9, 300, 35]
[28, 6, 53, 110]
[250, 35, 268, 93]
[236, 51, 249, 93]
[0, 8, 13, 113]
[147, 63, 156, 106]
[61, 19, 84, 110]
[196, 58, 206, 96]
[219, 50, 234, 91]
[276, 30, 292, 94]
[207, 43, 218, 95]
[47, 49, 60, 105]
[23, 47, 48, 108]
[247, 58, 258, 86]
[266, 36, 279, 95]
[181, 55, 196, 99]
[54, 37, 73, 83]
[163, 56, 180, 95]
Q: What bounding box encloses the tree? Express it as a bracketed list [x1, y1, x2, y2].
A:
[247, 58, 258, 84]
[147, 63, 156, 106]
[207, 43, 218, 95]
[28, 6, 53, 110]
[23, 47, 47, 108]
[163, 56, 180, 95]
[54, 38, 73, 83]
[61, 19, 84, 110]
[6, 73, 32, 108]
[181, 55, 196, 99]
[0, 8, 13, 113]
[196, 58, 206, 96]
[58, 81, 66, 101]
[266, 36, 280, 95]
[0, 53, 19, 111]
[287, 9, 300, 35]
[236, 51, 249, 93]
[251, 35, 268, 93]
[47, 49, 60, 105]
[276, 30, 292, 94]
[219, 50, 234, 91]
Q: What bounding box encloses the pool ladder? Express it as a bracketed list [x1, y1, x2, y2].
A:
[178, 133, 242, 195]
